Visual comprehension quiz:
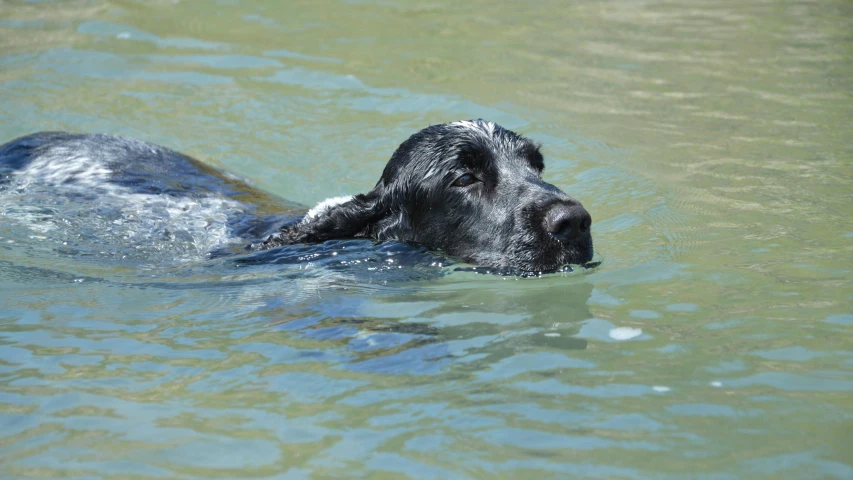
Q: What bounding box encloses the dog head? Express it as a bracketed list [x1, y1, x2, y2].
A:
[269, 120, 593, 273]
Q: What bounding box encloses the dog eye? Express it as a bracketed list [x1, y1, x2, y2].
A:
[452, 173, 479, 187]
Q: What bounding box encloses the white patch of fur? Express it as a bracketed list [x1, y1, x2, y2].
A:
[451, 119, 528, 156]
[302, 195, 353, 223]
[452, 119, 497, 138]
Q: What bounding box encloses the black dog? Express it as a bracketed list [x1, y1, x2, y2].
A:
[0, 120, 592, 273]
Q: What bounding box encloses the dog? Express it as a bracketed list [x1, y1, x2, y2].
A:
[0, 120, 592, 274]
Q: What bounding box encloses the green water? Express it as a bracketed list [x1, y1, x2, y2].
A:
[1, 0, 852, 478]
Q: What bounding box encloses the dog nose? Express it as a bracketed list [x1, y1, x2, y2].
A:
[544, 203, 591, 242]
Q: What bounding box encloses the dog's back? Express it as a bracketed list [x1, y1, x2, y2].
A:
[2, 121, 594, 275]
[0, 132, 298, 263]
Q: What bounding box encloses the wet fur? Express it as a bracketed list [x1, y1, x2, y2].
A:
[0, 120, 593, 272]
[259, 120, 593, 272]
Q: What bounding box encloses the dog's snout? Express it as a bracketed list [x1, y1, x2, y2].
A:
[544, 203, 591, 242]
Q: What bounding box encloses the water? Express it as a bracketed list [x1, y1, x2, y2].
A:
[1, 0, 852, 477]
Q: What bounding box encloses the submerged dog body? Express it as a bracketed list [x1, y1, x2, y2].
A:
[0, 121, 592, 273]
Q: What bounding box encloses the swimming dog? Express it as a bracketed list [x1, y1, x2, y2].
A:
[0, 120, 592, 273]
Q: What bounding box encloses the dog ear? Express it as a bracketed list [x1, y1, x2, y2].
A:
[301, 192, 382, 241]
[258, 190, 386, 248]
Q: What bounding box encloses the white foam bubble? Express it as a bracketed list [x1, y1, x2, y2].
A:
[608, 327, 642, 341]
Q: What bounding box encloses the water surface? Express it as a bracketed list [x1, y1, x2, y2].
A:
[1, 0, 852, 478]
